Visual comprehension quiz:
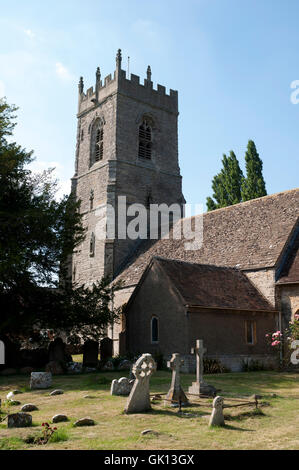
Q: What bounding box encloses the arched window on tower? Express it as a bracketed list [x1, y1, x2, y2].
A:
[90, 119, 104, 166]
[151, 316, 159, 343]
[138, 119, 152, 159]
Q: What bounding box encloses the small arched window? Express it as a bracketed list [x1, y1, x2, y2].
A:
[138, 119, 152, 159]
[151, 317, 159, 343]
[89, 232, 95, 257]
[90, 119, 104, 166]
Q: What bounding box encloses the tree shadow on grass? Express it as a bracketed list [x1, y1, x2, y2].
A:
[222, 424, 254, 432]
[146, 407, 210, 419]
[225, 408, 266, 422]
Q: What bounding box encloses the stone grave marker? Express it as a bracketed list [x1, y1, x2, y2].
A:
[100, 337, 113, 361]
[7, 413, 32, 428]
[111, 377, 135, 396]
[125, 354, 156, 414]
[83, 340, 99, 368]
[209, 396, 225, 427]
[188, 339, 216, 396]
[166, 353, 188, 405]
[48, 338, 67, 363]
[30, 372, 52, 390]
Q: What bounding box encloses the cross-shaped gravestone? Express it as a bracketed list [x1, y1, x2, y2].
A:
[125, 353, 157, 414]
[166, 353, 188, 405]
[188, 339, 216, 397]
[192, 340, 206, 385]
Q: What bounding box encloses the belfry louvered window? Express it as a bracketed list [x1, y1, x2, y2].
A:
[138, 120, 152, 159]
[90, 119, 104, 167]
[95, 127, 104, 161]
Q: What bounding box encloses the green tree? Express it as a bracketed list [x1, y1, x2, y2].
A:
[241, 140, 267, 201]
[0, 99, 120, 341]
[206, 151, 244, 211]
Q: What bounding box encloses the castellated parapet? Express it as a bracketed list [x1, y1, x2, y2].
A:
[71, 49, 183, 289]
[77, 59, 178, 118]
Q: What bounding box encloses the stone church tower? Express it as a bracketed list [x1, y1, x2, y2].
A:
[71, 50, 184, 286]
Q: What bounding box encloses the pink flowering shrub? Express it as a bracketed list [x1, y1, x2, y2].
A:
[265, 312, 299, 368]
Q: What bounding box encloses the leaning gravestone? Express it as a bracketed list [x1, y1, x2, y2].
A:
[125, 354, 156, 414]
[30, 372, 52, 389]
[83, 340, 99, 368]
[100, 337, 113, 361]
[7, 413, 32, 428]
[209, 396, 225, 427]
[166, 353, 188, 405]
[111, 377, 135, 396]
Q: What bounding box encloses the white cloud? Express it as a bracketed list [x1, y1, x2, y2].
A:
[55, 62, 74, 81]
[0, 80, 5, 97]
[24, 29, 35, 39]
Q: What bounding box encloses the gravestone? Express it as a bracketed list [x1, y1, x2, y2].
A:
[166, 353, 188, 405]
[83, 340, 99, 368]
[7, 413, 32, 428]
[111, 377, 134, 396]
[0, 336, 20, 371]
[30, 372, 52, 389]
[100, 337, 113, 361]
[188, 339, 216, 396]
[48, 338, 68, 363]
[209, 396, 225, 427]
[125, 353, 156, 414]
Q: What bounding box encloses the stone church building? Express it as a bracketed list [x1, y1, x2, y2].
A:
[71, 50, 299, 371]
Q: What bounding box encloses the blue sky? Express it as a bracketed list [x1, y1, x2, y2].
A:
[1, 0, 298, 208]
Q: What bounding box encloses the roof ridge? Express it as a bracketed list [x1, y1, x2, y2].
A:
[153, 256, 241, 271]
[182, 187, 299, 220]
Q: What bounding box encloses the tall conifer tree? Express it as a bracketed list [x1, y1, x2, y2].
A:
[241, 140, 267, 201]
[206, 151, 244, 211]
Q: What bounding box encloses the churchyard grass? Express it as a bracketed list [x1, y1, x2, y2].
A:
[0, 371, 298, 450]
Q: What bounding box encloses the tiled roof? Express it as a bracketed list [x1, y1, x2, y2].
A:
[115, 188, 299, 287]
[154, 257, 275, 311]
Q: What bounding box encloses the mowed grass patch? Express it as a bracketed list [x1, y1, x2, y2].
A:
[0, 371, 298, 450]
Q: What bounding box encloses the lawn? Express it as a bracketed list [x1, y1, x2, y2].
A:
[0, 370, 298, 450]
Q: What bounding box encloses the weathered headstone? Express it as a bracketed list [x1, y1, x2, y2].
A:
[166, 353, 188, 405]
[52, 414, 68, 423]
[111, 377, 135, 396]
[100, 337, 113, 361]
[209, 396, 225, 427]
[7, 413, 32, 428]
[125, 353, 156, 414]
[74, 417, 95, 427]
[83, 340, 99, 368]
[30, 372, 52, 389]
[21, 404, 38, 412]
[188, 340, 216, 396]
[48, 338, 68, 363]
